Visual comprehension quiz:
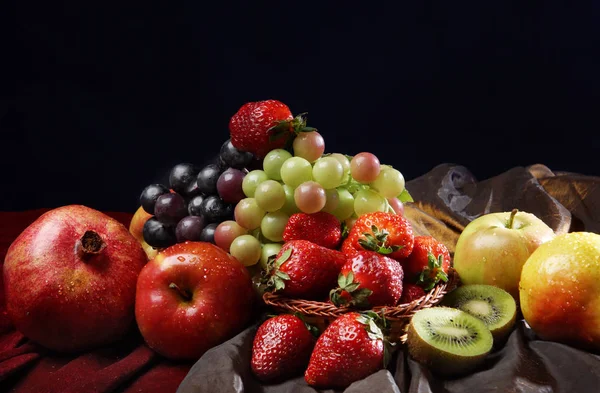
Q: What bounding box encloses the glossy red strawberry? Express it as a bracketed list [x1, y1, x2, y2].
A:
[282, 212, 342, 249]
[401, 235, 451, 290]
[330, 251, 404, 308]
[398, 283, 426, 304]
[341, 211, 415, 260]
[264, 240, 347, 299]
[251, 314, 318, 382]
[304, 312, 388, 389]
[228, 100, 315, 158]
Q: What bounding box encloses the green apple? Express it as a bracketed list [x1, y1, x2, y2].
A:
[453, 209, 555, 301]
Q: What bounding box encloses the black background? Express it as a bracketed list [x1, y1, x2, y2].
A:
[3, 2, 599, 213]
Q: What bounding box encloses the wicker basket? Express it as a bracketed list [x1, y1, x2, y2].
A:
[262, 268, 459, 343]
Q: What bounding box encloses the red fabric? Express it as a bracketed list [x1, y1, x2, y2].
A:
[0, 209, 193, 393]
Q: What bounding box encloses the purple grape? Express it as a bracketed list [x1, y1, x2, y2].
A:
[143, 217, 176, 248]
[220, 139, 254, 169]
[154, 193, 188, 225]
[199, 223, 218, 244]
[200, 195, 234, 223]
[169, 163, 200, 196]
[176, 216, 206, 242]
[196, 164, 223, 195]
[188, 195, 205, 216]
[140, 184, 170, 214]
[216, 168, 246, 204]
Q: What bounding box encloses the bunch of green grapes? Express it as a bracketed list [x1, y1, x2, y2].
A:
[213, 131, 412, 267]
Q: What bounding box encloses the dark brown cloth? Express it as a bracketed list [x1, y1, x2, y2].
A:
[177, 163, 600, 393]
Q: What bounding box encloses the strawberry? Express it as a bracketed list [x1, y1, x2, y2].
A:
[399, 283, 426, 304]
[341, 211, 415, 261]
[264, 240, 347, 299]
[400, 235, 451, 290]
[228, 99, 315, 158]
[282, 212, 342, 249]
[304, 312, 389, 389]
[251, 314, 318, 382]
[330, 251, 404, 308]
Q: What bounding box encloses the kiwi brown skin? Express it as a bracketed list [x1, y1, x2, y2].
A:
[441, 284, 517, 345]
[406, 307, 493, 378]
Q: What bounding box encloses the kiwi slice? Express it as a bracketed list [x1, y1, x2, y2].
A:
[441, 284, 517, 343]
[407, 306, 493, 377]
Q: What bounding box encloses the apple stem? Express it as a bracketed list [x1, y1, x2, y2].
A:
[76, 231, 106, 261]
[169, 283, 192, 301]
[507, 209, 519, 229]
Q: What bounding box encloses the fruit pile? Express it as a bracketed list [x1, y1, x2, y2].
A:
[259, 211, 452, 307]
[136, 99, 415, 263]
[129, 98, 455, 388]
[251, 283, 518, 387]
[6, 97, 600, 391]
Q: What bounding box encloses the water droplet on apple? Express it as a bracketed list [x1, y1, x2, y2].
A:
[177, 256, 186, 262]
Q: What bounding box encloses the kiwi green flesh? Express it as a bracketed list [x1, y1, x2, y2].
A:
[407, 307, 493, 377]
[441, 284, 517, 342]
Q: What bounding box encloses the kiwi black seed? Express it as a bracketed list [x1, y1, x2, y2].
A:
[441, 284, 517, 344]
[406, 306, 493, 377]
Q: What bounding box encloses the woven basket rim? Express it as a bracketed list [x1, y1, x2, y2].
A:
[262, 268, 459, 321]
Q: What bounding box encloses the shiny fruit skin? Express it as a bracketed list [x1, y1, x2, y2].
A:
[251, 314, 316, 382]
[342, 211, 415, 260]
[3, 205, 148, 352]
[305, 312, 384, 389]
[400, 235, 451, 284]
[453, 210, 555, 301]
[337, 251, 404, 307]
[129, 206, 157, 259]
[268, 240, 347, 299]
[282, 212, 342, 249]
[350, 152, 380, 183]
[294, 181, 326, 214]
[220, 138, 254, 169]
[129, 205, 153, 242]
[143, 217, 177, 248]
[520, 232, 600, 351]
[169, 163, 200, 197]
[214, 220, 248, 252]
[140, 184, 170, 214]
[399, 283, 426, 304]
[135, 241, 254, 360]
[229, 100, 294, 158]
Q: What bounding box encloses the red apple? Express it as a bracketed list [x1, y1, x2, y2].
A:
[3, 205, 148, 352]
[129, 205, 158, 259]
[135, 241, 255, 360]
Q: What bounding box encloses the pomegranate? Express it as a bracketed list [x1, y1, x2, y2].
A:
[3, 205, 148, 353]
